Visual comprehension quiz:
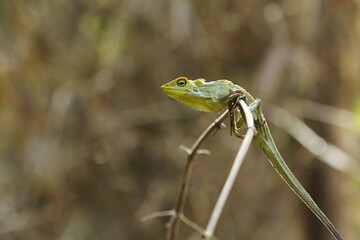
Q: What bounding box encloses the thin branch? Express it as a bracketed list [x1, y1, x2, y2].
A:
[167, 110, 229, 240]
[285, 97, 357, 131]
[203, 100, 255, 239]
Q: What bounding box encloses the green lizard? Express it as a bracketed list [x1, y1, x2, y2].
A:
[161, 77, 344, 240]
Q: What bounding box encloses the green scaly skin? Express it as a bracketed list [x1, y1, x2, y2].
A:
[161, 77, 343, 240]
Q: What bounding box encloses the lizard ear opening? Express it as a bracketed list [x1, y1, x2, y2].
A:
[176, 77, 188, 87]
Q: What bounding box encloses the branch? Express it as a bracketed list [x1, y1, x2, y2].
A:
[286, 97, 357, 131]
[267, 104, 360, 178]
[203, 100, 255, 239]
[167, 110, 229, 240]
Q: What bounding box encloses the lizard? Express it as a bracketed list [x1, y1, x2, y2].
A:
[161, 77, 344, 240]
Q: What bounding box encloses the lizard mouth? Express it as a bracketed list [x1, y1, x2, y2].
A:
[161, 86, 192, 103]
[161, 86, 188, 93]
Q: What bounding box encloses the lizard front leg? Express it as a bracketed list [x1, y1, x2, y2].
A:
[226, 91, 245, 136]
[231, 98, 262, 138]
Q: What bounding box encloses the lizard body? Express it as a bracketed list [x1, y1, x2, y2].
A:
[161, 77, 343, 240]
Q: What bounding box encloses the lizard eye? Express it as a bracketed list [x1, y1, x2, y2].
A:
[177, 79, 187, 87]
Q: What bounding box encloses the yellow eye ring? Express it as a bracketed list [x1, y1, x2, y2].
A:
[177, 79, 187, 87]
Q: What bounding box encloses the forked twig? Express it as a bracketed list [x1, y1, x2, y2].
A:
[167, 110, 228, 240]
[145, 99, 255, 239]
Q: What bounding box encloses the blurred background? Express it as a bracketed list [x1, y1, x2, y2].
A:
[0, 0, 360, 239]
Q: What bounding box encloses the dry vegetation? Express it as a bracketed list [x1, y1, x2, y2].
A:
[0, 0, 359, 239]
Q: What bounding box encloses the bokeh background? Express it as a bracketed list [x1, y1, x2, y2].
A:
[1, 0, 360, 239]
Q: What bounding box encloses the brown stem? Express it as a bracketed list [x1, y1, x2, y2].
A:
[167, 110, 229, 240]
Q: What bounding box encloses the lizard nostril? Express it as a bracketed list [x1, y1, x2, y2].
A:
[193, 87, 198, 92]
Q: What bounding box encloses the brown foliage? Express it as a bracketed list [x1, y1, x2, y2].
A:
[0, 0, 359, 239]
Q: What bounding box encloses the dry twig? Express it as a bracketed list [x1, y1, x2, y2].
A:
[267, 104, 360, 176]
[203, 99, 255, 239]
[167, 110, 228, 240]
[144, 99, 256, 239]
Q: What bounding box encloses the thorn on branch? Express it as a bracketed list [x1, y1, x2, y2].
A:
[141, 210, 176, 222]
[179, 145, 211, 156]
[195, 149, 211, 155]
[179, 145, 191, 155]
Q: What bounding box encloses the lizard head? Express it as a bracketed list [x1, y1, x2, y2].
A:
[161, 77, 201, 94]
[161, 77, 227, 112]
[161, 77, 202, 107]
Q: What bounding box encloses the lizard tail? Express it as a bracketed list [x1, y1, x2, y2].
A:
[258, 123, 344, 240]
